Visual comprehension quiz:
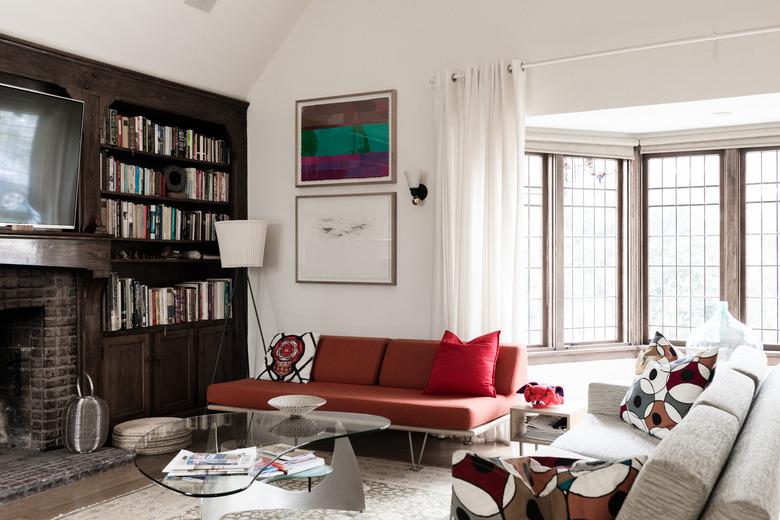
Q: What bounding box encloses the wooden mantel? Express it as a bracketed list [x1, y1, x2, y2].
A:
[0, 229, 111, 276]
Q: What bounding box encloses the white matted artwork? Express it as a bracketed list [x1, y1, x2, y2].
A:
[296, 192, 396, 285]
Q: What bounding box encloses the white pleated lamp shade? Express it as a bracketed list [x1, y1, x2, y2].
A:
[215, 220, 267, 268]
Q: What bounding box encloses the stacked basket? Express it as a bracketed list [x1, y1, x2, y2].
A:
[112, 417, 192, 455]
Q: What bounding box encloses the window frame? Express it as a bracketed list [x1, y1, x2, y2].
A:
[527, 141, 780, 356]
[640, 150, 726, 346]
[524, 152, 628, 351]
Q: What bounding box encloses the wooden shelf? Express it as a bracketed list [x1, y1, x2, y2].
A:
[100, 144, 230, 170]
[103, 318, 230, 337]
[100, 190, 230, 207]
[110, 257, 220, 263]
[110, 238, 219, 245]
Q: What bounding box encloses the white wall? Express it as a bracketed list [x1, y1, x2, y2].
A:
[246, 0, 780, 371]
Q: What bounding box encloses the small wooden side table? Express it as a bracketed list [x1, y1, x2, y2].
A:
[510, 401, 587, 455]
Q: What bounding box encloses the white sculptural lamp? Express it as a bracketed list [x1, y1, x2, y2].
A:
[214, 220, 268, 382]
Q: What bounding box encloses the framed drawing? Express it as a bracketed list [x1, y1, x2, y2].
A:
[296, 192, 396, 285]
[295, 90, 396, 187]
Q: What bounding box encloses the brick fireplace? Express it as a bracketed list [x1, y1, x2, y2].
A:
[0, 267, 78, 450]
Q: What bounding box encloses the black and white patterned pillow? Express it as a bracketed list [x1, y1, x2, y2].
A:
[256, 332, 319, 383]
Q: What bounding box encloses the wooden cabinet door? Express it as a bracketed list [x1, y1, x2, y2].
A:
[102, 333, 151, 424]
[198, 325, 233, 405]
[152, 329, 197, 415]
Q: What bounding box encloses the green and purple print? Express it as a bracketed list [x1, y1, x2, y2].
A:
[298, 93, 393, 184]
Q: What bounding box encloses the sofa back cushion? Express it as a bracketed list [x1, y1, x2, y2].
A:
[691, 366, 755, 427]
[310, 335, 389, 385]
[379, 339, 527, 395]
[728, 344, 767, 385]
[617, 404, 740, 520]
[701, 366, 780, 520]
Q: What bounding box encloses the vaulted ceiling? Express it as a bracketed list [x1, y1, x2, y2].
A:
[0, 0, 311, 99]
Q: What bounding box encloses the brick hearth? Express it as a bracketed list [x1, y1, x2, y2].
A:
[0, 267, 78, 450]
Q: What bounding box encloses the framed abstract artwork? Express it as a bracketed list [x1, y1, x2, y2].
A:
[295, 90, 396, 187]
[296, 192, 396, 285]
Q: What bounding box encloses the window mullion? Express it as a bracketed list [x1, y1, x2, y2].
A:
[551, 155, 565, 349]
[628, 149, 645, 344]
[721, 148, 743, 320]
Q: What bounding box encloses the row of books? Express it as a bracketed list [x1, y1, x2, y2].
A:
[100, 198, 228, 241]
[103, 108, 230, 164]
[162, 444, 325, 479]
[104, 274, 232, 331]
[100, 154, 230, 202]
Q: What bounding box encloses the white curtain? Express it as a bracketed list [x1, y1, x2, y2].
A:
[432, 60, 528, 345]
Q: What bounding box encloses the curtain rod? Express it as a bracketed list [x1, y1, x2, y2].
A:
[439, 23, 780, 82]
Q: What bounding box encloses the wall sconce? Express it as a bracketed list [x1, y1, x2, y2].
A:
[404, 170, 428, 205]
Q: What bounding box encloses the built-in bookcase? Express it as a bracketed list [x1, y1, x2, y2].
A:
[0, 33, 248, 427]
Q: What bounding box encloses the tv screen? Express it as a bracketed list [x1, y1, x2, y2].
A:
[0, 83, 83, 228]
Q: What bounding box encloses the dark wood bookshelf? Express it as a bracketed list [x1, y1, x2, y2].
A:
[0, 33, 249, 429]
[110, 258, 222, 264]
[100, 190, 230, 207]
[100, 143, 230, 170]
[109, 238, 220, 245]
[102, 318, 230, 337]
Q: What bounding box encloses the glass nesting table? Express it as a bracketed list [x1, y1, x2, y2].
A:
[134, 410, 390, 519]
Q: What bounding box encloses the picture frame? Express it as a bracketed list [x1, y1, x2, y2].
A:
[295, 192, 397, 285]
[295, 90, 397, 187]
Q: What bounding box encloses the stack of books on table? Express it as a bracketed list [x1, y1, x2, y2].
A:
[161, 445, 325, 483]
[261, 443, 326, 475]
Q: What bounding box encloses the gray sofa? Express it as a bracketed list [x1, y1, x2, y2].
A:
[533, 345, 779, 520]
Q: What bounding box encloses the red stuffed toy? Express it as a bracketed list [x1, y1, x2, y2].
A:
[519, 381, 565, 408]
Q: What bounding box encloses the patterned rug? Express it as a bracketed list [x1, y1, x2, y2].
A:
[55, 457, 452, 519]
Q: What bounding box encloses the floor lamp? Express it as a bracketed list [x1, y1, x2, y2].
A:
[213, 220, 268, 386]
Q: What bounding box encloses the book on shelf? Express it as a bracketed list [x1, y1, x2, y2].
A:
[100, 153, 230, 202]
[100, 197, 228, 241]
[102, 108, 230, 164]
[103, 274, 232, 331]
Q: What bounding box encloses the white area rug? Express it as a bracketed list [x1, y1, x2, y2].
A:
[56, 457, 452, 520]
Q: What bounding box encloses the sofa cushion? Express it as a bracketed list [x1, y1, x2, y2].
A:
[451, 451, 645, 520]
[691, 366, 754, 426]
[425, 330, 500, 397]
[728, 344, 767, 385]
[207, 378, 523, 431]
[617, 404, 740, 520]
[551, 413, 661, 461]
[310, 335, 389, 385]
[256, 332, 318, 383]
[379, 339, 438, 390]
[635, 331, 678, 375]
[701, 366, 780, 520]
[380, 339, 527, 395]
[619, 349, 718, 439]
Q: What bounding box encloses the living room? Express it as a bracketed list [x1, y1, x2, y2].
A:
[0, 1, 779, 519]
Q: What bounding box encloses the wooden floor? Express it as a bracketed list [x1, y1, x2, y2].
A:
[0, 430, 520, 520]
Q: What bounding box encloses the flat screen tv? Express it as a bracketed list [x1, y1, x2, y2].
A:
[0, 83, 83, 229]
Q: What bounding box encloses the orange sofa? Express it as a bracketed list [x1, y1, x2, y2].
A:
[208, 335, 528, 441]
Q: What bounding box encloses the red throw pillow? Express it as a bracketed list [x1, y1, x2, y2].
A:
[424, 330, 500, 397]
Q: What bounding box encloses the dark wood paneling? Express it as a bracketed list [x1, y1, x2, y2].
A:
[0, 32, 249, 425]
[198, 324, 233, 405]
[153, 329, 197, 415]
[0, 233, 110, 273]
[102, 333, 151, 424]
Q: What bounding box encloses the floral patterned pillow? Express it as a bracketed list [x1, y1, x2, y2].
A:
[620, 349, 718, 439]
[634, 331, 678, 375]
[451, 452, 645, 520]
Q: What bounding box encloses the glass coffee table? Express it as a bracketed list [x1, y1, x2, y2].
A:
[134, 410, 390, 519]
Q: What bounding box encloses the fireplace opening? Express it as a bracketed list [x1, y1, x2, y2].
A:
[0, 267, 78, 450]
[0, 307, 42, 449]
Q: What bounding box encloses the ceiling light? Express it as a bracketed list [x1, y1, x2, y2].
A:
[184, 0, 217, 13]
[712, 111, 732, 117]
